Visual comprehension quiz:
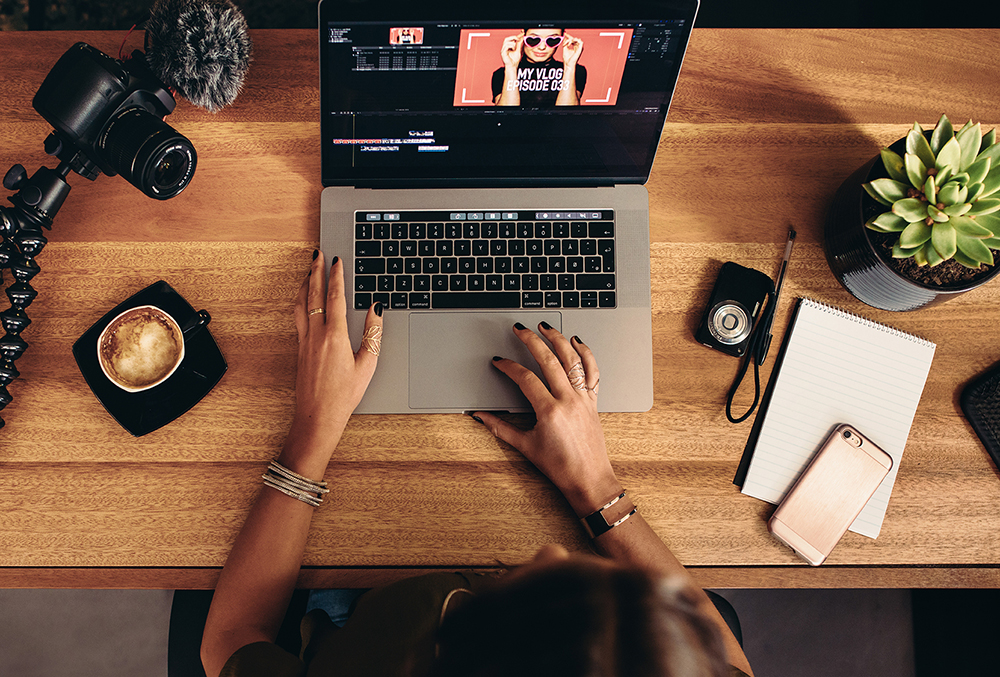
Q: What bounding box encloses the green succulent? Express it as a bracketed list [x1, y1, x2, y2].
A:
[863, 114, 1000, 269]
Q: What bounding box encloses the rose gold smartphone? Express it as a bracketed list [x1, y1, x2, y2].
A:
[768, 424, 893, 566]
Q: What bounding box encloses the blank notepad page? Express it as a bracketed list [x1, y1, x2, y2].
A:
[741, 298, 936, 538]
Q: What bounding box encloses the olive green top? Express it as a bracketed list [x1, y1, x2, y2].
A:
[221, 572, 749, 677]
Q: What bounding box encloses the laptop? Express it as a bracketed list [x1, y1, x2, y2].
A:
[318, 0, 699, 414]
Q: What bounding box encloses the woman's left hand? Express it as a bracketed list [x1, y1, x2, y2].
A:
[287, 251, 383, 459]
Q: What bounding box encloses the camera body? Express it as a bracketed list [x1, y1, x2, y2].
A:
[696, 262, 774, 358]
[31, 42, 196, 200]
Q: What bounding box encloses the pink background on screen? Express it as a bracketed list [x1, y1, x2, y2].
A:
[452, 28, 633, 106]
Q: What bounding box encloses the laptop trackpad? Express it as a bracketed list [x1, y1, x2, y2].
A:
[409, 312, 562, 410]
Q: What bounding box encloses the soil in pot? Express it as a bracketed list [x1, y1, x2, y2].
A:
[866, 229, 996, 288]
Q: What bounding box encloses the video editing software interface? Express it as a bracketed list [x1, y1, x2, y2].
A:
[322, 16, 692, 184]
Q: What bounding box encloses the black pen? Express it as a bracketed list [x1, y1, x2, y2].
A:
[755, 227, 796, 366]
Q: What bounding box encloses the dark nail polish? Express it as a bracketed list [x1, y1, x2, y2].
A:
[493, 355, 503, 362]
[573, 336, 584, 345]
[470, 414, 484, 424]
[374, 302, 383, 317]
[514, 322, 527, 331]
[332, 255, 339, 265]
[540, 321, 552, 330]
[312, 249, 319, 261]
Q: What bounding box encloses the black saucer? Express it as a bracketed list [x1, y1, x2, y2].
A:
[72, 281, 227, 436]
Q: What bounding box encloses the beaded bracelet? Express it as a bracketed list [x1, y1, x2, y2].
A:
[262, 460, 330, 507]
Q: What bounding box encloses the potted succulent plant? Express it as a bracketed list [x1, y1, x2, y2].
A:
[825, 114, 1000, 311]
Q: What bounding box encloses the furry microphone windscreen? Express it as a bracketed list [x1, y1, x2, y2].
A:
[144, 0, 253, 113]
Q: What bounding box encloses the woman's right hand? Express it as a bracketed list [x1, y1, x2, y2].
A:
[473, 323, 623, 517]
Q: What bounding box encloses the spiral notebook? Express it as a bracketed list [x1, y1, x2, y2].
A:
[740, 298, 936, 538]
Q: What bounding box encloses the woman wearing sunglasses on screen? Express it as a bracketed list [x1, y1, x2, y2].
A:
[200, 252, 753, 677]
[493, 28, 586, 106]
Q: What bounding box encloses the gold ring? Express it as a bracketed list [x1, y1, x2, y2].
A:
[567, 362, 588, 391]
[361, 326, 383, 356]
[308, 308, 326, 316]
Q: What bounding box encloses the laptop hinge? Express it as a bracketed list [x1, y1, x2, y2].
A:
[341, 177, 625, 190]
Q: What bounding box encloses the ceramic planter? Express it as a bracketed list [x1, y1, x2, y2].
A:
[824, 139, 1000, 311]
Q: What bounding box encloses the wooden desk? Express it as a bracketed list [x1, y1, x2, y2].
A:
[2, 29, 999, 589]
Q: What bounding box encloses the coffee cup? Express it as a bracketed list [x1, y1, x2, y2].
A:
[97, 305, 210, 392]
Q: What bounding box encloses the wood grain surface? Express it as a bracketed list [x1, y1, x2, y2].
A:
[1, 29, 999, 588]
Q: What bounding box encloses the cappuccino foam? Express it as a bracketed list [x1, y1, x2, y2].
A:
[100, 308, 183, 389]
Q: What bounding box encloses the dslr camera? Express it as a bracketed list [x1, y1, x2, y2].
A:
[30, 42, 196, 200]
[695, 262, 774, 358]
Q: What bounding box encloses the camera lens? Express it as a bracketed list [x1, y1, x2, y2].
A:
[98, 107, 197, 199]
[154, 150, 185, 185]
[708, 302, 751, 345]
[843, 429, 863, 447]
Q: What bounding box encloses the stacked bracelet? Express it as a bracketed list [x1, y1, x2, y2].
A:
[580, 490, 638, 539]
[262, 460, 330, 507]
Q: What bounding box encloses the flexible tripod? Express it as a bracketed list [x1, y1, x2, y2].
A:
[0, 161, 69, 429]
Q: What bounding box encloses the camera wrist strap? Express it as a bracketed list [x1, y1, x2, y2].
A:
[725, 290, 776, 424]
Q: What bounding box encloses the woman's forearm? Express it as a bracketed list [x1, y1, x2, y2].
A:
[554, 67, 579, 105]
[200, 433, 338, 677]
[550, 469, 751, 675]
[201, 488, 316, 677]
[201, 255, 380, 677]
[584, 495, 754, 676]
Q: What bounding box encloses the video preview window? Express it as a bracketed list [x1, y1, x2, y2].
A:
[453, 28, 632, 107]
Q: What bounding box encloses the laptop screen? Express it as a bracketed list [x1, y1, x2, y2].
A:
[319, 0, 698, 187]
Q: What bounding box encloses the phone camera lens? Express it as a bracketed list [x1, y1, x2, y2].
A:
[842, 429, 863, 447]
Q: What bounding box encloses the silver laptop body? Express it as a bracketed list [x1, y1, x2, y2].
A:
[318, 0, 698, 414]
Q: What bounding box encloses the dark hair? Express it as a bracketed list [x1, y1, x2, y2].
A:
[433, 563, 730, 677]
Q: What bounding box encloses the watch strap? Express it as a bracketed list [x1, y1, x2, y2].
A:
[580, 491, 637, 539]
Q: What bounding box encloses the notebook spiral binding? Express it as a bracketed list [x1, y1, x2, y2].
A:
[800, 298, 935, 348]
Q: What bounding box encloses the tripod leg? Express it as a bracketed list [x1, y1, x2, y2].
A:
[0, 225, 46, 429]
[0, 163, 65, 429]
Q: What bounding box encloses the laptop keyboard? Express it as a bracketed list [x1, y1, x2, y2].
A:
[352, 210, 616, 311]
